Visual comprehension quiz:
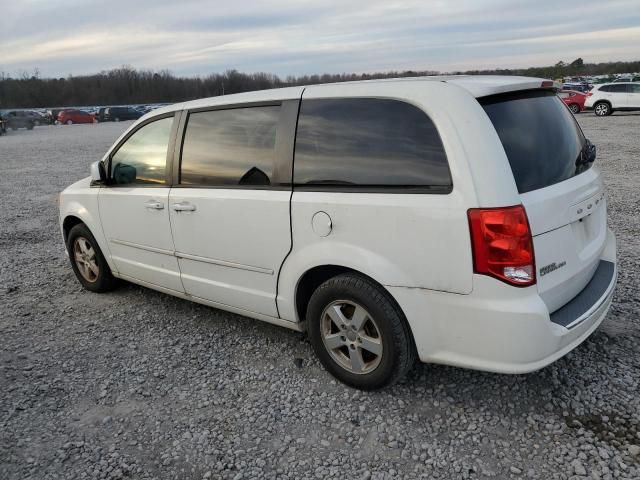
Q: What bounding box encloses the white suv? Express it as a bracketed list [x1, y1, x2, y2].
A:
[585, 82, 640, 116]
[60, 76, 617, 389]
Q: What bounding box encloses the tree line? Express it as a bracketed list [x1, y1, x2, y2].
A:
[1, 59, 638, 109]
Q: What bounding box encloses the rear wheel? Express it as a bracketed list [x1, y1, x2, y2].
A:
[66, 119, 73, 125]
[307, 273, 416, 390]
[568, 103, 580, 114]
[67, 223, 118, 292]
[594, 102, 611, 116]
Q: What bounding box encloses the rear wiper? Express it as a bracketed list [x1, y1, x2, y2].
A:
[576, 139, 596, 169]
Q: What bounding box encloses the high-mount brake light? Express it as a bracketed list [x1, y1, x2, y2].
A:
[540, 80, 554, 88]
[468, 205, 536, 287]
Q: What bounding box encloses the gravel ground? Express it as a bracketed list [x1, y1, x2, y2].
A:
[1, 114, 639, 480]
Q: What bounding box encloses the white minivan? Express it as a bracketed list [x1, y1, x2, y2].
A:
[60, 76, 617, 390]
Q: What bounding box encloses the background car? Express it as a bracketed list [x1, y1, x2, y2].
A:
[103, 106, 143, 122]
[2, 110, 37, 130]
[585, 82, 640, 116]
[558, 90, 587, 114]
[95, 107, 110, 122]
[561, 83, 591, 93]
[58, 109, 96, 125]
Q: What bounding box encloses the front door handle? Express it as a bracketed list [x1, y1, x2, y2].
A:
[144, 200, 164, 210]
[173, 202, 196, 212]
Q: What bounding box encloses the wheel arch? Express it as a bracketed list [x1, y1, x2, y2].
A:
[594, 99, 613, 112]
[293, 265, 413, 339]
[60, 203, 117, 274]
[62, 215, 84, 243]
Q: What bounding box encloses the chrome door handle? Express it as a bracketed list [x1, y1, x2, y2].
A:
[144, 200, 164, 210]
[172, 202, 196, 212]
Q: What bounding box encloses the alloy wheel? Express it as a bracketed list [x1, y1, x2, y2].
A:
[73, 237, 99, 283]
[595, 103, 609, 116]
[320, 300, 383, 375]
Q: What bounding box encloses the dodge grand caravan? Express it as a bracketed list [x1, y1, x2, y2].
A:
[59, 76, 617, 390]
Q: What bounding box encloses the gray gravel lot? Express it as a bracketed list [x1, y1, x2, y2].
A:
[1, 114, 639, 480]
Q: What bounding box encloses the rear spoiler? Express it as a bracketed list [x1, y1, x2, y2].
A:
[444, 76, 561, 97]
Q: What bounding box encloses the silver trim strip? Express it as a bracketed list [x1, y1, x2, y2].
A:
[175, 251, 274, 275]
[110, 238, 273, 275]
[110, 238, 174, 256]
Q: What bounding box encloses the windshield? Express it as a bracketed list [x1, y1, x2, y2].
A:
[480, 90, 588, 194]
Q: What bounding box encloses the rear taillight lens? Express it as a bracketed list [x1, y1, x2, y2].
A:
[586, 92, 593, 97]
[468, 205, 536, 287]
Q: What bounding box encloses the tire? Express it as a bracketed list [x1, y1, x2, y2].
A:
[594, 102, 612, 116]
[569, 103, 580, 114]
[66, 120, 73, 125]
[67, 223, 118, 293]
[307, 273, 416, 390]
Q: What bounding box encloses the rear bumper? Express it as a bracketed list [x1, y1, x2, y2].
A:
[389, 228, 617, 374]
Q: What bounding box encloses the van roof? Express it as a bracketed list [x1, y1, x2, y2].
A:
[148, 75, 554, 118]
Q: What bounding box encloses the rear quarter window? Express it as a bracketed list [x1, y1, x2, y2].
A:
[293, 98, 451, 192]
[480, 90, 587, 194]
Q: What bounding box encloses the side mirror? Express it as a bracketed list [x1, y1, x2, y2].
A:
[90, 160, 107, 185]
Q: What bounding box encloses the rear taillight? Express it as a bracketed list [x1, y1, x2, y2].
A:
[586, 92, 593, 97]
[468, 205, 536, 287]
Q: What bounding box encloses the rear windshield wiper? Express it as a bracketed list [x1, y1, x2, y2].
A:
[576, 139, 596, 170]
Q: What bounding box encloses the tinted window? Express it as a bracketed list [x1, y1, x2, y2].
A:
[294, 98, 451, 190]
[180, 106, 280, 186]
[609, 84, 627, 93]
[110, 117, 173, 185]
[630, 84, 640, 93]
[480, 90, 587, 194]
[599, 85, 611, 92]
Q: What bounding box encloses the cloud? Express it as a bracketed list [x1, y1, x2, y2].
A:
[0, 0, 638, 77]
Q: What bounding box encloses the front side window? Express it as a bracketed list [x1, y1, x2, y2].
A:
[293, 98, 451, 190]
[110, 117, 173, 185]
[180, 106, 280, 186]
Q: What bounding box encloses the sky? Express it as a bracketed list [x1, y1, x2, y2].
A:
[1, 0, 639, 78]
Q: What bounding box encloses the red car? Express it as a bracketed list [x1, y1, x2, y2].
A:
[58, 110, 96, 125]
[558, 90, 587, 114]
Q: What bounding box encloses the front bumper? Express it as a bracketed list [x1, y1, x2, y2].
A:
[388, 228, 617, 374]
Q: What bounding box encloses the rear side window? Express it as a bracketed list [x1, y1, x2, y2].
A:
[599, 85, 611, 92]
[180, 106, 280, 186]
[480, 90, 587, 194]
[608, 84, 627, 93]
[293, 98, 451, 191]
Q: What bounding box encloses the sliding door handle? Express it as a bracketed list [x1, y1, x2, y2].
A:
[144, 200, 164, 210]
[173, 202, 196, 212]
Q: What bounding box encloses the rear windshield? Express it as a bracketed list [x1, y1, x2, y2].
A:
[480, 90, 587, 194]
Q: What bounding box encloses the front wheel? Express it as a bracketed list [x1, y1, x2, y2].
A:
[67, 223, 118, 292]
[594, 102, 612, 116]
[66, 120, 73, 125]
[307, 273, 416, 390]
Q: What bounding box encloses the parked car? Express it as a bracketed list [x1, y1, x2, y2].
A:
[585, 82, 640, 116]
[561, 83, 590, 93]
[60, 76, 617, 390]
[2, 110, 37, 130]
[558, 90, 587, 114]
[95, 107, 109, 122]
[103, 106, 143, 122]
[49, 108, 76, 124]
[58, 109, 96, 125]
